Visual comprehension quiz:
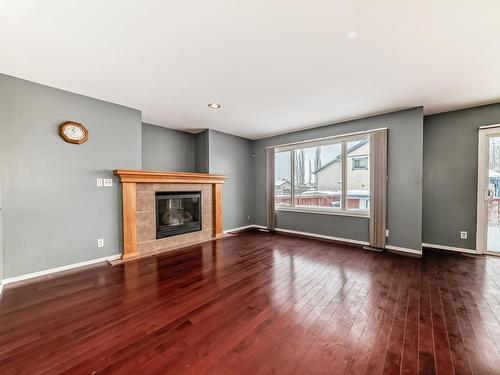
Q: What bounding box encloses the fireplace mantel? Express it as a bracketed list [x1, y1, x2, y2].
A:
[114, 170, 227, 184]
[114, 170, 228, 260]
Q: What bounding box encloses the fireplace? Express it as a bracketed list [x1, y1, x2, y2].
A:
[114, 170, 227, 260]
[156, 191, 202, 239]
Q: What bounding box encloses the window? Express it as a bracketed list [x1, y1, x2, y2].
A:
[352, 157, 368, 170]
[293, 142, 342, 209]
[274, 150, 292, 207]
[274, 135, 370, 215]
[346, 140, 370, 212]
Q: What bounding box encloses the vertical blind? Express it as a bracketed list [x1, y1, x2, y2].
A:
[267, 147, 276, 231]
[369, 129, 388, 249]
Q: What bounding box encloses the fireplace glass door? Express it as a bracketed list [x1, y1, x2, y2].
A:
[156, 192, 202, 238]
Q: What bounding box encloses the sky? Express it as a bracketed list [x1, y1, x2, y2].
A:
[275, 143, 341, 184]
[275, 140, 365, 185]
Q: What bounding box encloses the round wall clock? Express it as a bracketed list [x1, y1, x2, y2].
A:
[59, 121, 88, 144]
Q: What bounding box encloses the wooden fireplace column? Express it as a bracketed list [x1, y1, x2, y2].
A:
[114, 170, 228, 260]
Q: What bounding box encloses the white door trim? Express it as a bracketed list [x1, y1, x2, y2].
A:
[476, 125, 500, 254]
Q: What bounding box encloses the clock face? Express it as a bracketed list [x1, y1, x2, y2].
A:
[63, 124, 85, 140]
[59, 122, 88, 144]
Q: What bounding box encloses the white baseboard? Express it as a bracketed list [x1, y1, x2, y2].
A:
[224, 225, 257, 233]
[274, 227, 370, 246]
[224, 224, 268, 233]
[253, 225, 268, 230]
[422, 242, 476, 254]
[3, 254, 121, 285]
[385, 245, 422, 256]
[0, 282, 3, 295]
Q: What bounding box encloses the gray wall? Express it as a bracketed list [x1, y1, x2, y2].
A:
[142, 123, 196, 172]
[142, 126, 250, 230]
[208, 130, 253, 230]
[252, 108, 424, 250]
[0, 74, 142, 278]
[275, 211, 370, 241]
[423, 103, 500, 249]
[195, 130, 210, 173]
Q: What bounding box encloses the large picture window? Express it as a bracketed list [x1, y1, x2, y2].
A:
[274, 135, 370, 215]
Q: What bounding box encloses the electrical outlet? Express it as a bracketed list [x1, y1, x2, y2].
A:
[385, 229, 389, 237]
[97, 239, 104, 248]
[103, 178, 113, 187]
[247, 215, 251, 220]
[460, 231, 468, 239]
[96, 178, 103, 187]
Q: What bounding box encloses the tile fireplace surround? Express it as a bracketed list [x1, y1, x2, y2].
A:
[114, 170, 227, 261]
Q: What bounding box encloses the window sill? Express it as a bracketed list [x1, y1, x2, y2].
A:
[275, 207, 369, 218]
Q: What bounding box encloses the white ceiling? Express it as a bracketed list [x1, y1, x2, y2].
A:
[2, 1, 500, 139]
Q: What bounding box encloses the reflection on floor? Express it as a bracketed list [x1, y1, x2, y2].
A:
[1, 230, 500, 374]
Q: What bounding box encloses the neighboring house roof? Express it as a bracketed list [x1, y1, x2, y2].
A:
[275, 177, 290, 186]
[312, 139, 368, 174]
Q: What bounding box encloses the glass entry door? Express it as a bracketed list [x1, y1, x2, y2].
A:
[477, 127, 500, 254]
[487, 136, 500, 253]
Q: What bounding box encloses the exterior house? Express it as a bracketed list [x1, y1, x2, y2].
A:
[313, 140, 369, 192]
[275, 177, 291, 194]
[312, 140, 370, 209]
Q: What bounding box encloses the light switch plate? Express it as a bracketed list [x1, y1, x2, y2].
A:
[96, 178, 103, 187]
[103, 178, 113, 187]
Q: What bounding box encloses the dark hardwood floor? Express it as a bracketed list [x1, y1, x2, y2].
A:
[1, 230, 500, 374]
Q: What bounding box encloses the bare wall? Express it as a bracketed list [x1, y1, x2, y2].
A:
[423, 103, 500, 250]
[0, 74, 142, 278]
[142, 123, 196, 172]
[208, 130, 253, 230]
[252, 108, 424, 251]
[195, 130, 209, 173]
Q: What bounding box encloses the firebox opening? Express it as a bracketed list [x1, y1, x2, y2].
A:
[156, 191, 202, 239]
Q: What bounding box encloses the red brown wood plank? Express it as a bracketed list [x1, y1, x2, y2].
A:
[1, 231, 498, 374]
[418, 258, 437, 375]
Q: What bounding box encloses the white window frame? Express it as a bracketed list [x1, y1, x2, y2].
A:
[274, 134, 370, 217]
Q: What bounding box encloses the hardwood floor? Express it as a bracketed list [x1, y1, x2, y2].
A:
[1, 230, 500, 374]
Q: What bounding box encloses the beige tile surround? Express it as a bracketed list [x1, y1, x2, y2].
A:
[135, 183, 213, 256]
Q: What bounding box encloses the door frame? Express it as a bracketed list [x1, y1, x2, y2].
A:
[476, 125, 500, 255]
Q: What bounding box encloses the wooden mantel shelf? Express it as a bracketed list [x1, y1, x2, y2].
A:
[114, 169, 228, 261]
[114, 169, 227, 184]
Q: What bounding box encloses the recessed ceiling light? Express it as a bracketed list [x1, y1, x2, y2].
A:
[346, 31, 359, 39]
[208, 103, 221, 110]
